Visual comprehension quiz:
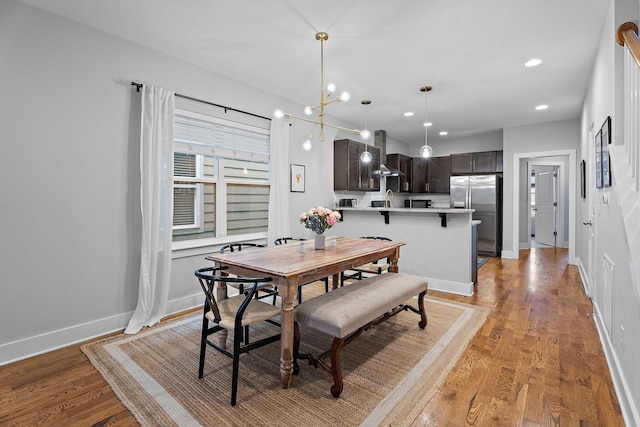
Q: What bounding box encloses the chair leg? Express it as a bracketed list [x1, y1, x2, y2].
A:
[199, 308, 208, 379]
[231, 327, 242, 406]
[298, 286, 303, 303]
[323, 277, 329, 293]
[293, 322, 300, 375]
[243, 325, 250, 345]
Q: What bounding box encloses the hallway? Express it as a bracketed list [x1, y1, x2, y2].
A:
[418, 248, 623, 425]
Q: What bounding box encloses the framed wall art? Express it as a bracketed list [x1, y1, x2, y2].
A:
[595, 128, 603, 189]
[601, 116, 611, 188]
[580, 159, 586, 199]
[290, 164, 305, 192]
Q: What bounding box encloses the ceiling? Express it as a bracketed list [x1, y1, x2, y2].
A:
[20, 0, 611, 149]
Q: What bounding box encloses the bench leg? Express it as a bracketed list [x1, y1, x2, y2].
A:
[329, 337, 346, 398]
[418, 291, 428, 329]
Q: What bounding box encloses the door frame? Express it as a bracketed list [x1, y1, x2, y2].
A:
[527, 161, 563, 248]
[511, 149, 576, 263]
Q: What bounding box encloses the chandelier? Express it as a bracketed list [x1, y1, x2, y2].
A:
[274, 32, 368, 151]
[419, 85, 434, 158]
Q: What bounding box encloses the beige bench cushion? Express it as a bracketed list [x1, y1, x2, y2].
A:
[295, 273, 428, 339]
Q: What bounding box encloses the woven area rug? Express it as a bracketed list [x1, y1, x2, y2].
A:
[82, 296, 488, 426]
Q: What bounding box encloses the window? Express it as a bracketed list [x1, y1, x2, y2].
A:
[173, 108, 270, 245]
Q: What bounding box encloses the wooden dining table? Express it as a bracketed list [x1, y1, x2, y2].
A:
[205, 235, 405, 388]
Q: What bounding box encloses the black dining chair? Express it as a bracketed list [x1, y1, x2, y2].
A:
[274, 237, 330, 302]
[195, 266, 281, 406]
[340, 236, 392, 286]
[219, 242, 278, 304]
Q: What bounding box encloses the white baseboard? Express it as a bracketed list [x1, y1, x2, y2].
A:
[0, 293, 203, 366]
[426, 277, 474, 296]
[501, 250, 518, 259]
[590, 301, 640, 427]
[574, 256, 591, 297]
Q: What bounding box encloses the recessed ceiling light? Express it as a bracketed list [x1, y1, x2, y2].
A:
[535, 104, 549, 110]
[404, 112, 414, 117]
[439, 131, 448, 136]
[525, 58, 542, 67]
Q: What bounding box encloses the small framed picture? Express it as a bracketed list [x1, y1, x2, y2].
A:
[601, 116, 611, 188]
[290, 164, 305, 192]
[580, 160, 586, 199]
[595, 129, 603, 189]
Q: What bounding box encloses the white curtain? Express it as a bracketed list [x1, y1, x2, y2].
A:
[267, 119, 291, 245]
[125, 85, 175, 334]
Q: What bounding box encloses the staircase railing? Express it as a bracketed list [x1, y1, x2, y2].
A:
[616, 22, 640, 191]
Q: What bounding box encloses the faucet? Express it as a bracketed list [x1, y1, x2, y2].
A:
[385, 189, 394, 208]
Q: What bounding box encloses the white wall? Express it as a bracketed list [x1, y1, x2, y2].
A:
[576, 0, 640, 423]
[429, 129, 503, 157]
[0, 0, 363, 363]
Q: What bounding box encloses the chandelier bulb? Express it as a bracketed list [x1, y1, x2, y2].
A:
[274, 109, 284, 119]
[361, 129, 371, 140]
[339, 91, 351, 102]
[360, 150, 372, 163]
[327, 83, 336, 94]
[304, 106, 313, 116]
[302, 138, 313, 151]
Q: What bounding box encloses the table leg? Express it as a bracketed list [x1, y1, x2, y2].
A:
[389, 247, 400, 273]
[279, 278, 296, 388]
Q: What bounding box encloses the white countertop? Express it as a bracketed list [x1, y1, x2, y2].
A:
[337, 206, 475, 214]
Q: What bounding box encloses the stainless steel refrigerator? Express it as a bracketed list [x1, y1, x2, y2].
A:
[450, 175, 503, 257]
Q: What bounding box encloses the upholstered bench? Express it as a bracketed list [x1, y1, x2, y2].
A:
[293, 272, 428, 397]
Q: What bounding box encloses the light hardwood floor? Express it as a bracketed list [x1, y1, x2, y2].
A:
[0, 248, 624, 426]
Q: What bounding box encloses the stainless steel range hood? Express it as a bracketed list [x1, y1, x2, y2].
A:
[372, 130, 403, 177]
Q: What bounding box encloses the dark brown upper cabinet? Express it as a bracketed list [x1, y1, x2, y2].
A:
[451, 151, 502, 174]
[385, 153, 412, 192]
[411, 155, 451, 193]
[334, 139, 381, 192]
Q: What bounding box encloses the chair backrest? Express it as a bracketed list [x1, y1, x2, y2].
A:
[361, 236, 392, 264]
[361, 236, 391, 241]
[194, 266, 272, 325]
[274, 237, 306, 245]
[219, 242, 266, 253]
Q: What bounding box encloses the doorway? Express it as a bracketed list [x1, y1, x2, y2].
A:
[530, 165, 559, 247]
[511, 150, 575, 262]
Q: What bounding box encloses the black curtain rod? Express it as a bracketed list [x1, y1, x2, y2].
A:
[130, 81, 271, 122]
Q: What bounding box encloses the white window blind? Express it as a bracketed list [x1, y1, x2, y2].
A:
[174, 110, 270, 162]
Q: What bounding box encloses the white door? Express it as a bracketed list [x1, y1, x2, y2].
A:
[534, 166, 558, 246]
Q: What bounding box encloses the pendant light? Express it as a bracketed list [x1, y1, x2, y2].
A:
[360, 100, 372, 163]
[274, 32, 366, 150]
[419, 85, 434, 158]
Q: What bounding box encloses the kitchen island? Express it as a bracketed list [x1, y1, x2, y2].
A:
[332, 207, 478, 296]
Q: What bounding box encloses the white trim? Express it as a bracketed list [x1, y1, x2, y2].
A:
[426, 276, 475, 297]
[0, 294, 203, 366]
[512, 149, 576, 263]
